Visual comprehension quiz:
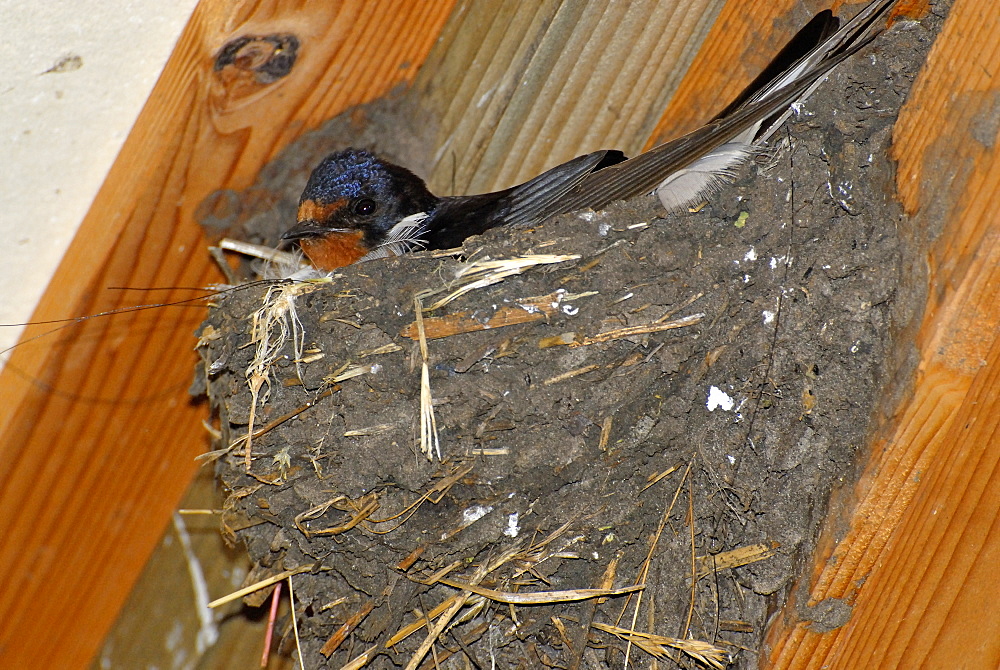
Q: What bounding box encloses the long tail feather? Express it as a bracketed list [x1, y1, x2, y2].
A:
[546, 0, 897, 216]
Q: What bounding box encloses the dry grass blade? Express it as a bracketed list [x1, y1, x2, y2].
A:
[598, 416, 613, 451]
[413, 295, 440, 460]
[685, 466, 698, 640]
[542, 364, 601, 386]
[358, 342, 404, 356]
[618, 456, 696, 666]
[641, 463, 682, 492]
[365, 462, 474, 533]
[384, 593, 465, 649]
[419, 254, 580, 310]
[293, 492, 379, 538]
[208, 565, 316, 609]
[402, 545, 522, 670]
[419, 561, 463, 587]
[592, 622, 729, 669]
[242, 279, 324, 470]
[399, 290, 588, 340]
[294, 495, 348, 535]
[654, 291, 705, 323]
[343, 424, 395, 437]
[324, 363, 378, 384]
[573, 313, 704, 346]
[287, 574, 305, 670]
[694, 543, 778, 579]
[218, 237, 306, 270]
[340, 650, 375, 670]
[435, 578, 643, 604]
[202, 388, 335, 464]
[320, 600, 375, 658]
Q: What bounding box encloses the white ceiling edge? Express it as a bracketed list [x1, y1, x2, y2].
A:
[0, 1, 199, 366]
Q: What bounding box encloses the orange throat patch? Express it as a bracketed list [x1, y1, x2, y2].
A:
[299, 230, 369, 270]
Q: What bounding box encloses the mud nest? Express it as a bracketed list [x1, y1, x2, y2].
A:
[195, 13, 935, 670]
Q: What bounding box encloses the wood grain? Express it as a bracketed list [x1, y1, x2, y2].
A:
[0, 2, 454, 667]
[647, 0, 828, 144]
[416, 0, 727, 196]
[645, 0, 921, 146]
[764, 0, 1000, 666]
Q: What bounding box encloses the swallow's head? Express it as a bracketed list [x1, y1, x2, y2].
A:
[281, 149, 437, 270]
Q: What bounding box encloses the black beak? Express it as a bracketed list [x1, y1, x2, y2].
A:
[281, 220, 348, 241]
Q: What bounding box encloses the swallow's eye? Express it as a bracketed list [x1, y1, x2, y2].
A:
[353, 198, 377, 216]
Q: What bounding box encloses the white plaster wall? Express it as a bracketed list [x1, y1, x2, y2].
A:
[0, 1, 198, 362]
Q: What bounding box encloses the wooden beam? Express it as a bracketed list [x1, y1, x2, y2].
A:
[0, 2, 454, 667]
[415, 0, 727, 195]
[648, 0, 817, 143]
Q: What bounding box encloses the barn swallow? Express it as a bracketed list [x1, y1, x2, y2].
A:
[282, 0, 896, 271]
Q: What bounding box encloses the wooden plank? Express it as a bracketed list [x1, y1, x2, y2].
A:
[764, 0, 1000, 666]
[644, 0, 931, 145]
[647, 0, 814, 143]
[416, 0, 727, 195]
[90, 469, 265, 669]
[0, 2, 455, 667]
[415, 0, 858, 194]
